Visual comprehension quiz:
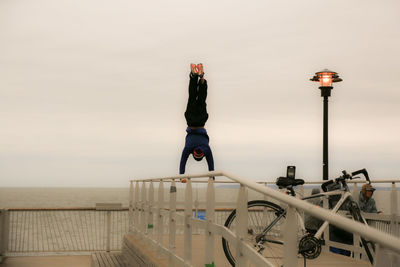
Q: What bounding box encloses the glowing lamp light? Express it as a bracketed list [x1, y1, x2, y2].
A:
[310, 69, 342, 87]
[321, 74, 333, 87]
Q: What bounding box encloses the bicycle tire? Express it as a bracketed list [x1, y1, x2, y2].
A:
[222, 200, 303, 266]
[349, 201, 375, 264]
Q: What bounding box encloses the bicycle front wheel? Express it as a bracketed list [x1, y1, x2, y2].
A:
[221, 200, 304, 266]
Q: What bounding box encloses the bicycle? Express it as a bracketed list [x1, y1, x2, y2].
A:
[221, 168, 375, 266]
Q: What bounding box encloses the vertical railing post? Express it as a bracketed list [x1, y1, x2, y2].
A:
[204, 177, 215, 266]
[193, 191, 199, 234]
[4, 210, 8, 259]
[184, 178, 193, 264]
[134, 181, 140, 236]
[322, 193, 330, 252]
[169, 179, 177, 266]
[157, 180, 164, 257]
[236, 184, 248, 266]
[0, 209, 9, 263]
[352, 182, 361, 259]
[129, 181, 134, 232]
[352, 182, 360, 201]
[141, 181, 147, 239]
[262, 183, 270, 233]
[106, 210, 111, 252]
[0, 210, 3, 263]
[391, 182, 398, 236]
[148, 181, 155, 247]
[283, 205, 298, 267]
[299, 184, 305, 221]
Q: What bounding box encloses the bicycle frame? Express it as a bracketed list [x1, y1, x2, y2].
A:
[256, 207, 306, 244]
[303, 189, 356, 239]
[268, 181, 369, 244]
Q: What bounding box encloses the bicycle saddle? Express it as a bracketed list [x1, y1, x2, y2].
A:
[276, 177, 305, 188]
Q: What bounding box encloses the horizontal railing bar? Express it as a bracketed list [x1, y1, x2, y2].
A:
[131, 172, 400, 185]
[302, 180, 400, 185]
[7, 207, 233, 212]
[6, 249, 122, 253]
[7, 207, 129, 211]
[363, 212, 400, 221]
[130, 171, 224, 182]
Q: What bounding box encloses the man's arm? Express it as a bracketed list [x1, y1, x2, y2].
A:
[205, 148, 214, 172]
[370, 198, 378, 213]
[179, 147, 191, 174]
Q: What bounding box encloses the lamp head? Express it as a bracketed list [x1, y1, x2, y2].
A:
[310, 69, 342, 87]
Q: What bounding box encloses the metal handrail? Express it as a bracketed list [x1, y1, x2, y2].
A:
[129, 170, 400, 266]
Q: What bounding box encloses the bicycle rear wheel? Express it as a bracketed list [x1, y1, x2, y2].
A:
[221, 200, 305, 266]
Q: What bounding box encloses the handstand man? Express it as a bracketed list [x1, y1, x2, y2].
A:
[179, 64, 214, 178]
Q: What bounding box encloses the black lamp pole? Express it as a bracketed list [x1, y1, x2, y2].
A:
[310, 69, 342, 180]
[320, 86, 332, 180]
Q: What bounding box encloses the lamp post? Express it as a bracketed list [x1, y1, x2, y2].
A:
[310, 69, 342, 180]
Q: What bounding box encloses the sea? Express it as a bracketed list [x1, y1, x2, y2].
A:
[0, 187, 130, 209]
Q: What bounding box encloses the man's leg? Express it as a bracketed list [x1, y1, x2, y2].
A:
[185, 74, 199, 126]
[195, 78, 209, 126]
[188, 73, 199, 101]
[197, 78, 207, 107]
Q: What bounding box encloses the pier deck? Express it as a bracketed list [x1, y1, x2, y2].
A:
[1, 250, 370, 267]
[1, 255, 90, 267]
[1, 234, 371, 267]
[127, 234, 371, 267]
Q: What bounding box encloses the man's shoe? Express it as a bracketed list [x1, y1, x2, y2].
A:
[190, 63, 198, 75]
[197, 63, 203, 76]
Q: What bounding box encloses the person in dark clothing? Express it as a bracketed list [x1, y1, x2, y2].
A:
[184, 64, 208, 128]
[179, 64, 214, 176]
[359, 183, 380, 213]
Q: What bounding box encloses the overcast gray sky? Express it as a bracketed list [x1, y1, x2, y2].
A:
[1, 0, 399, 187]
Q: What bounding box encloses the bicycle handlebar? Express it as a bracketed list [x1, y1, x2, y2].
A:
[351, 168, 370, 183]
[321, 168, 371, 192]
[338, 168, 370, 183]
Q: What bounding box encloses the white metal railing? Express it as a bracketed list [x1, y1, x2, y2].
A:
[1, 207, 129, 254]
[129, 171, 400, 267]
